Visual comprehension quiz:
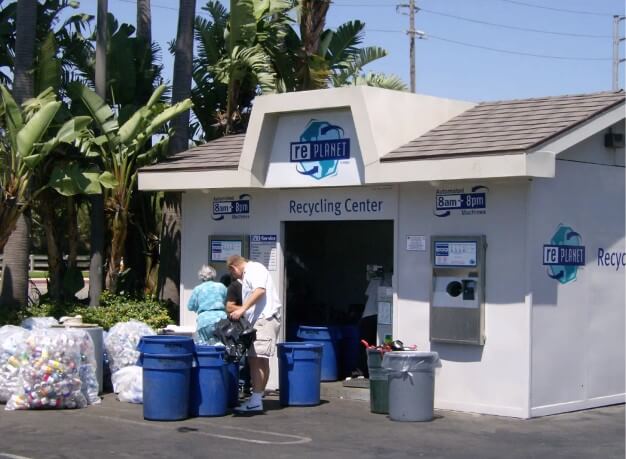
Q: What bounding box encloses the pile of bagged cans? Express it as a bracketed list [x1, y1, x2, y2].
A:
[0, 318, 156, 410]
[0, 325, 30, 403]
[4, 327, 100, 410]
[105, 320, 155, 404]
[105, 320, 155, 374]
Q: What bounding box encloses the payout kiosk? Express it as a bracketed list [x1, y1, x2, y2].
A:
[430, 236, 487, 346]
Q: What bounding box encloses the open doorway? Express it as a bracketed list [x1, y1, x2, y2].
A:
[283, 220, 394, 339]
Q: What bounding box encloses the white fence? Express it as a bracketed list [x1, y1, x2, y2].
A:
[0, 254, 90, 271]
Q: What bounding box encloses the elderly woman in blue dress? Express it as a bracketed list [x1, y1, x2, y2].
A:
[187, 265, 227, 344]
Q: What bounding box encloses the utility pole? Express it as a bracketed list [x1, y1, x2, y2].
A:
[397, 0, 424, 93]
[612, 15, 625, 91]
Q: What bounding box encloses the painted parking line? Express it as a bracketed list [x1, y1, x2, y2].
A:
[0, 453, 34, 459]
[78, 414, 312, 445]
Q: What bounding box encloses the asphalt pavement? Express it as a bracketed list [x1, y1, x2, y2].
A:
[0, 393, 623, 459]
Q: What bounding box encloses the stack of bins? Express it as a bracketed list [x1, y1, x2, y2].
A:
[190, 346, 227, 416]
[296, 326, 341, 381]
[138, 336, 195, 421]
[367, 348, 389, 414]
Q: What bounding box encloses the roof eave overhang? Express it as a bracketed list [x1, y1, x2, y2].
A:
[138, 168, 253, 191]
[366, 150, 556, 184]
[529, 101, 625, 157]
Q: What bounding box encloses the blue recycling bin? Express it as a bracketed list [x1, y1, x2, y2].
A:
[142, 352, 193, 421]
[278, 342, 323, 406]
[190, 348, 227, 417]
[137, 335, 196, 355]
[297, 326, 341, 381]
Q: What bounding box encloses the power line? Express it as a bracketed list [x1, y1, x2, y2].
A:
[332, 0, 622, 18]
[110, 0, 614, 63]
[366, 27, 611, 61]
[427, 34, 611, 61]
[418, 7, 612, 39]
[489, 0, 616, 17]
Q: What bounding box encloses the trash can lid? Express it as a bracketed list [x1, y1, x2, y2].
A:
[382, 351, 441, 372]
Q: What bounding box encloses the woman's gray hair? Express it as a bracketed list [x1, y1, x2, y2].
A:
[198, 265, 217, 282]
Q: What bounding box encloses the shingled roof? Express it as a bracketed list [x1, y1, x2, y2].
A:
[382, 90, 625, 162]
[140, 133, 245, 172]
[140, 91, 625, 173]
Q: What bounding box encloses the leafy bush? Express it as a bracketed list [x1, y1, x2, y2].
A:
[20, 291, 175, 331]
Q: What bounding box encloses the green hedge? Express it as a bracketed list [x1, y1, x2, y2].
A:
[19, 291, 176, 331]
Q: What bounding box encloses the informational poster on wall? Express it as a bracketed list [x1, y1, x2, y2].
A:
[210, 239, 243, 262]
[434, 241, 477, 267]
[249, 234, 278, 271]
[406, 235, 426, 251]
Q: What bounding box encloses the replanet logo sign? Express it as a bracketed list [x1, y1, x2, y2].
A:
[542, 224, 585, 284]
[289, 119, 350, 180]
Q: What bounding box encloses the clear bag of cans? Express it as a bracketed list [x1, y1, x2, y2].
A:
[105, 320, 155, 374]
[5, 328, 100, 410]
[0, 325, 30, 403]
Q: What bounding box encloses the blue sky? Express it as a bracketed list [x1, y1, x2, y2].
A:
[78, 0, 625, 102]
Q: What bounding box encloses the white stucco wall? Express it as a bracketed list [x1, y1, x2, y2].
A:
[181, 186, 398, 389]
[395, 180, 532, 418]
[528, 156, 625, 416]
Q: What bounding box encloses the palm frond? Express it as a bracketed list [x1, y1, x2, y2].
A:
[356, 72, 407, 91]
[326, 20, 365, 66]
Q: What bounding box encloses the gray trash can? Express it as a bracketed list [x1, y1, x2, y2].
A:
[382, 351, 441, 422]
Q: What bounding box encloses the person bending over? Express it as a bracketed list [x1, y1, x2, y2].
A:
[227, 255, 281, 413]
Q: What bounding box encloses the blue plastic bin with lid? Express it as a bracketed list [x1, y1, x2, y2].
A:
[296, 326, 341, 381]
[142, 352, 193, 421]
[277, 342, 323, 406]
[190, 347, 227, 417]
[137, 335, 196, 355]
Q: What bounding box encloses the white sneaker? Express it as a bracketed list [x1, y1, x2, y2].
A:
[234, 400, 263, 413]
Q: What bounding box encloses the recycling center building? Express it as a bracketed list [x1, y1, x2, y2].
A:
[138, 87, 625, 418]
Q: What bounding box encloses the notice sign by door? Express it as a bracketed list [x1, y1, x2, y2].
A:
[249, 235, 278, 271]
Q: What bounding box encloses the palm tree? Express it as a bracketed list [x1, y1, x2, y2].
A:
[0, 0, 37, 310]
[88, 0, 108, 307]
[158, 0, 195, 306]
[136, 0, 151, 46]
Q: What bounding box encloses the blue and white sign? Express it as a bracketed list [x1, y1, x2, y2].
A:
[434, 241, 477, 267]
[543, 224, 585, 284]
[434, 186, 488, 217]
[249, 234, 278, 271]
[289, 119, 351, 180]
[288, 197, 384, 217]
[212, 194, 251, 221]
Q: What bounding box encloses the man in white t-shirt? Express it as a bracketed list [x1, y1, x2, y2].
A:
[227, 255, 281, 412]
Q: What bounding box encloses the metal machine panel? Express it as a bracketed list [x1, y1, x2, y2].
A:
[208, 235, 249, 279]
[430, 236, 486, 345]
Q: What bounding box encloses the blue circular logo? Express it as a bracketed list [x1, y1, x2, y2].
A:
[546, 224, 583, 284]
[296, 120, 346, 180]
